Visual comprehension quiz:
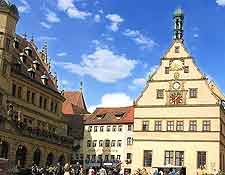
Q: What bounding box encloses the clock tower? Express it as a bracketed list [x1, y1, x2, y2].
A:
[132, 8, 225, 175]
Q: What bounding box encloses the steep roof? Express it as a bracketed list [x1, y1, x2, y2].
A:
[84, 106, 134, 125]
[62, 91, 88, 115]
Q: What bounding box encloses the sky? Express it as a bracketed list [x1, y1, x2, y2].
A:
[11, 0, 225, 112]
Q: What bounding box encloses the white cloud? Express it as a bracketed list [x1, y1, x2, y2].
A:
[94, 14, 101, 23]
[40, 22, 52, 29]
[18, 0, 31, 13]
[37, 36, 57, 41]
[106, 14, 124, 32]
[46, 9, 61, 23]
[55, 47, 137, 83]
[123, 29, 157, 49]
[88, 93, 133, 112]
[57, 0, 91, 19]
[216, 0, 225, 6]
[57, 52, 67, 57]
[193, 34, 199, 38]
[132, 78, 146, 87]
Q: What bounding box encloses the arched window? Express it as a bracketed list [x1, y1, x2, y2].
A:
[16, 145, 27, 168]
[0, 93, 3, 105]
[0, 141, 8, 159]
[58, 154, 65, 166]
[46, 153, 54, 166]
[33, 148, 41, 166]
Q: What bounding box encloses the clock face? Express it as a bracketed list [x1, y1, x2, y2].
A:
[169, 91, 183, 105]
[173, 82, 181, 90]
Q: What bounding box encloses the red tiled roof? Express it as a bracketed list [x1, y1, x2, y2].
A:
[84, 106, 134, 125]
[62, 91, 88, 115]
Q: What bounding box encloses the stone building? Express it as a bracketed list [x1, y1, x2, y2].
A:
[83, 106, 134, 172]
[0, 0, 73, 169]
[131, 8, 225, 175]
[62, 89, 89, 164]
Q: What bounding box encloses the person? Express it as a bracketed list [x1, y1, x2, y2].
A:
[74, 162, 81, 175]
[89, 167, 95, 175]
[153, 169, 158, 175]
[64, 163, 71, 175]
[159, 170, 164, 175]
[79, 165, 84, 175]
[99, 166, 107, 175]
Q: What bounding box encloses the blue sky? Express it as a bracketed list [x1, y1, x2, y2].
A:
[12, 0, 225, 111]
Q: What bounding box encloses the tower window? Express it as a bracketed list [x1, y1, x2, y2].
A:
[175, 46, 180, 53]
[189, 88, 198, 98]
[184, 66, 189, 73]
[157, 89, 164, 99]
[165, 67, 170, 74]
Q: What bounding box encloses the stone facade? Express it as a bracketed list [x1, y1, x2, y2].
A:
[0, 0, 73, 169]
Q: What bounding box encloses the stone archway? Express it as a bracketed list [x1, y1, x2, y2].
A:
[0, 141, 8, 159]
[46, 152, 54, 166]
[33, 148, 41, 166]
[16, 145, 27, 168]
[58, 154, 65, 166]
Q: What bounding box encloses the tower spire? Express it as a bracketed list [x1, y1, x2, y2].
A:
[173, 7, 184, 42]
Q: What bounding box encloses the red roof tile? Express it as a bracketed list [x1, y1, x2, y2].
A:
[84, 106, 134, 125]
[62, 91, 88, 115]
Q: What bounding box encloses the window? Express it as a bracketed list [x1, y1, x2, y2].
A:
[111, 155, 115, 161]
[175, 151, 184, 166]
[54, 103, 58, 113]
[94, 126, 98, 132]
[99, 140, 103, 147]
[105, 155, 109, 162]
[26, 90, 30, 102]
[155, 121, 162, 131]
[43, 99, 47, 110]
[14, 40, 19, 49]
[87, 140, 91, 147]
[144, 150, 152, 167]
[127, 137, 133, 145]
[189, 120, 197, 131]
[92, 140, 97, 147]
[18, 87, 22, 99]
[175, 46, 180, 53]
[12, 84, 16, 97]
[157, 89, 164, 99]
[5, 38, 10, 51]
[176, 121, 184, 131]
[184, 66, 189, 73]
[128, 125, 132, 131]
[143, 121, 149, 131]
[202, 121, 211, 131]
[127, 153, 132, 164]
[50, 102, 54, 112]
[39, 96, 43, 108]
[88, 126, 92, 132]
[117, 140, 122, 147]
[112, 125, 116, 132]
[167, 121, 174, 131]
[189, 88, 198, 98]
[86, 155, 90, 161]
[100, 126, 104, 132]
[197, 151, 206, 168]
[98, 155, 102, 162]
[105, 140, 110, 147]
[106, 126, 111, 132]
[118, 125, 123, 132]
[165, 67, 170, 74]
[165, 151, 174, 165]
[91, 155, 96, 162]
[111, 140, 116, 147]
[31, 93, 35, 105]
[0, 93, 3, 105]
[117, 155, 121, 160]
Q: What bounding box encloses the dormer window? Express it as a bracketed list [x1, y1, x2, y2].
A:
[41, 74, 48, 85]
[19, 53, 27, 64]
[184, 66, 189, 73]
[175, 46, 180, 53]
[24, 46, 32, 57]
[27, 67, 35, 79]
[33, 60, 40, 70]
[115, 112, 125, 119]
[97, 113, 106, 119]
